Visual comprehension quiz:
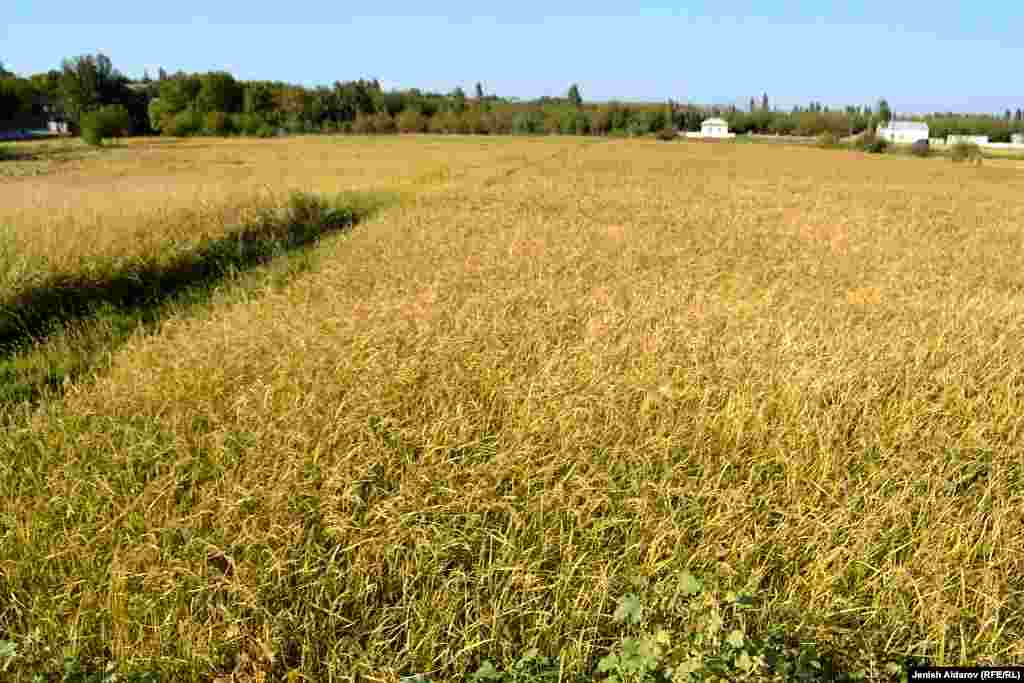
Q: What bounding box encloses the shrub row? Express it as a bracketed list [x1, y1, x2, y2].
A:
[79, 105, 133, 146]
[813, 132, 990, 165]
[141, 106, 687, 140]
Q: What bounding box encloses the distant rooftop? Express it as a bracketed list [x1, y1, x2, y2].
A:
[702, 118, 728, 126]
[881, 120, 929, 130]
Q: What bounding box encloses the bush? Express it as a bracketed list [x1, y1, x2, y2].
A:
[626, 114, 652, 137]
[858, 131, 888, 154]
[282, 117, 303, 134]
[655, 127, 679, 141]
[147, 99, 168, 133]
[397, 110, 428, 134]
[485, 110, 515, 135]
[427, 114, 447, 134]
[559, 110, 590, 135]
[542, 113, 562, 135]
[590, 109, 612, 135]
[452, 112, 472, 135]
[910, 139, 930, 157]
[647, 110, 667, 132]
[165, 109, 203, 137]
[79, 105, 133, 146]
[352, 114, 376, 135]
[463, 110, 490, 135]
[817, 131, 840, 148]
[234, 113, 268, 136]
[80, 121, 104, 147]
[951, 141, 982, 164]
[229, 113, 246, 134]
[203, 111, 233, 136]
[512, 111, 544, 135]
[372, 112, 397, 134]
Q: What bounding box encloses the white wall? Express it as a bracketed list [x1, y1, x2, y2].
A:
[979, 142, 1024, 151]
[699, 125, 734, 139]
[878, 127, 929, 144]
[947, 135, 989, 146]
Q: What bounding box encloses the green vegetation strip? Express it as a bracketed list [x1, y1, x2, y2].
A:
[0, 579, 921, 681]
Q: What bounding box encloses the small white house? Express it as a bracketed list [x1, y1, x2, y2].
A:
[947, 134, 989, 146]
[876, 121, 929, 144]
[1011, 133, 1024, 145]
[47, 120, 69, 134]
[700, 117, 733, 138]
[686, 118, 735, 139]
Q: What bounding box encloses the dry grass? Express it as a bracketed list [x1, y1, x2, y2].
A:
[3, 135, 1024, 680]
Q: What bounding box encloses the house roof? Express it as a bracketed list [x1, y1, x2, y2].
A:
[882, 121, 928, 131]
[702, 118, 728, 126]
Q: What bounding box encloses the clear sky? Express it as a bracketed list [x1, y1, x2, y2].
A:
[5, 1, 1024, 114]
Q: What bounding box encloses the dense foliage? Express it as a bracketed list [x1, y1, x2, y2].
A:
[3, 53, 1024, 142]
[79, 104, 132, 146]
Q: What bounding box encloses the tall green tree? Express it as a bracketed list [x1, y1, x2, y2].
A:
[762, 93, 769, 111]
[56, 53, 140, 131]
[332, 79, 378, 120]
[0, 76, 35, 122]
[158, 73, 201, 114]
[475, 82, 484, 100]
[243, 82, 275, 117]
[451, 86, 466, 113]
[58, 54, 107, 125]
[877, 98, 892, 124]
[568, 83, 582, 108]
[197, 71, 243, 113]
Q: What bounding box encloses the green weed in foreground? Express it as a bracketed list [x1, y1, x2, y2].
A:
[463, 573, 919, 683]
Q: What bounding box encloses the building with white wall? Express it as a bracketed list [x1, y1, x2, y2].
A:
[685, 118, 735, 139]
[947, 134, 990, 146]
[700, 118, 733, 138]
[876, 121, 929, 144]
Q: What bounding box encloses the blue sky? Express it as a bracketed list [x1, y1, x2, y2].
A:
[5, 1, 1024, 113]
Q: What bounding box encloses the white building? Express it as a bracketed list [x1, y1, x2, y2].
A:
[1012, 133, 1024, 145]
[876, 121, 929, 144]
[685, 118, 735, 139]
[700, 117, 734, 138]
[947, 134, 989, 146]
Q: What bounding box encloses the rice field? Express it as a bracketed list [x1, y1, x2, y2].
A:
[2, 134, 1024, 681]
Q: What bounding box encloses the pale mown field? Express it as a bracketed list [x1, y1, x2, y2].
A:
[3, 135, 1024, 681]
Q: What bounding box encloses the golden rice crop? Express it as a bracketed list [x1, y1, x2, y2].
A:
[3, 135, 1024, 680]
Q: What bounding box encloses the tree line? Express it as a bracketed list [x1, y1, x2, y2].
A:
[3, 54, 1024, 143]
